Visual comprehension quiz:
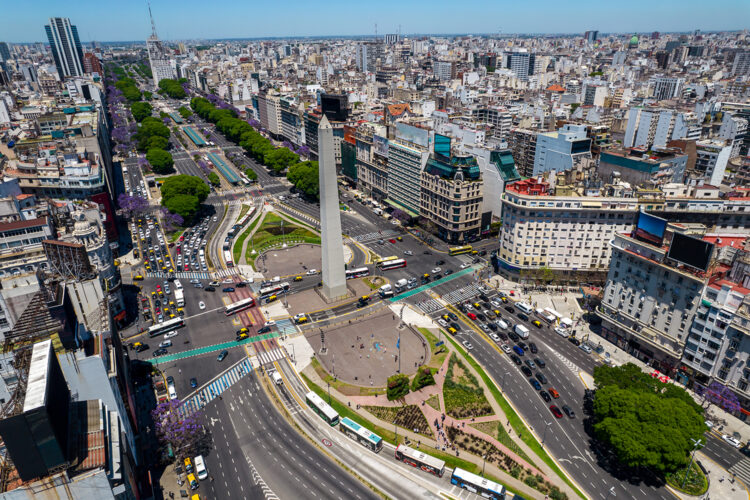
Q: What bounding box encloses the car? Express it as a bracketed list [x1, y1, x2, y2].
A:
[531, 320, 542, 328]
[217, 350, 229, 362]
[479, 323, 490, 333]
[568, 337, 581, 346]
[501, 344, 512, 354]
[264, 320, 276, 327]
[554, 326, 569, 337]
[548, 388, 560, 399]
[436, 260, 445, 266]
[513, 345, 524, 356]
[236, 282, 247, 288]
[164, 331, 179, 339]
[517, 341, 528, 351]
[438, 318, 448, 327]
[431, 268, 442, 274]
[153, 348, 168, 357]
[467, 312, 477, 320]
[536, 372, 548, 384]
[517, 312, 529, 321]
[465, 303, 475, 311]
[549, 405, 563, 419]
[462, 340, 474, 350]
[205, 286, 215, 292]
[222, 287, 235, 293]
[562, 405, 576, 419]
[505, 305, 515, 314]
[490, 299, 502, 308]
[723, 434, 742, 448]
[521, 366, 532, 377]
[133, 342, 149, 352]
[510, 354, 522, 365]
[535, 358, 546, 369]
[460, 263, 470, 269]
[539, 390, 552, 402]
[377, 239, 384, 245]
[450, 322, 461, 331]
[529, 379, 542, 390]
[441, 314, 450, 322]
[444, 269, 453, 276]
[529, 342, 538, 354]
[306, 269, 318, 275]
[403, 250, 413, 256]
[487, 322, 498, 331]
[258, 326, 272, 334]
[190, 378, 198, 388]
[525, 359, 536, 369]
[388, 239, 396, 243]
[489, 332, 501, 342]
[579, 343, 592, 354]
[294, 276, 303, 281]
[236, 332, 249, 341]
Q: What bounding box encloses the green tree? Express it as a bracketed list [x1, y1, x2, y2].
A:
[162, 194, 200, 221]
[387, 373, 410, 401]
[160, 174, 210, 204]
[207, 172, 220, 186]
[135, 117, 171, 151]
[143, 90, 153, 100]
[131, 102, 153, 122]
[178, 106, 193, 119]
[245, 168, 258, 181]
[148, 135, 169, 150]
[265, 147, 299, 174]
[570, 102, 581, 113]
[146, 148, 174, 174]
[158, 78, 187, 99]
[287, 161, 319, 199]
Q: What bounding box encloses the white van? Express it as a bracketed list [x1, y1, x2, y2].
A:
[173, 279, 183, 290]
[514, 324, 530, 339]
[515, 302, 533, 314]
[271, 371, 283, 385]
[168, 385, 177, 400]
[495, 319, 509, 330]
[194, 454, 208, 480]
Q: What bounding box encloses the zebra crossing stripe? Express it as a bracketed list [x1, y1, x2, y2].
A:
[180, 358, 253, 415]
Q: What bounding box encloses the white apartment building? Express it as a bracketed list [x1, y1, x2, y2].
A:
[257, 91, 282, 137]
[718, 113, 748, 158]
[532, 124, 592, 176]
[624, 107, 701, 149]
[498, 178, 638, 281]
[651, 76, 685, 101]
[695, 140, 733, 186]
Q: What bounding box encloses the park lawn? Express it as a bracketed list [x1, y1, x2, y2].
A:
[471, 420, 536, 467]
[665, 462, 708, 496]
[363, 405, 433, 438]
[418, 328, 449, 371]
[233, 209, 265, 262]
[443, 353, 494, 419]
[300, 372, 527, 499]
[309, 357, 385, 396]
[425, 394, 441, 411]
[246, 212, 321, 268]
[441, 324, 586, 500]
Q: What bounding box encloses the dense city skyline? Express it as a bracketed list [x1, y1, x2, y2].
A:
[1, 0, 748, 42]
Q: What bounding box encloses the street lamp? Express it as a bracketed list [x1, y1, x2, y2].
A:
[606, 486, 616, 499]
[682, 438, 703, 489]
[482, 453, 488, 477]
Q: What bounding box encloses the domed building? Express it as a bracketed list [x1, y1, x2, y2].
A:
[628, 34, 639, 49]
[70, 209, 119, 293]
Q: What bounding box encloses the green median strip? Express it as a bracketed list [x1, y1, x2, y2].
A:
[147, 331, 279, 365]
[389, 265, 479, 301]
[441, 331, 587, 500]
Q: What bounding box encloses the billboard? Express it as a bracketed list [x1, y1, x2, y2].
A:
[667, 232, 714, 271]
[632, 211, 668, 246]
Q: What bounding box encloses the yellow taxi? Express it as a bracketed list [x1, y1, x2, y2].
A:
[447, 327, 457, 335]
[266, 294, 278, 302]
[471, 250, 478, 255]
[236, 332, 248, 341]
[133, 275, 144, 280]
[396, 236, 403, 241]
[177, 308, 184, 316]
[188, 473, 199, 490]
[184, 457, 194, 473]
[238, 327, 249, 335]
[472, 302, 481, 309]
[293, 276, 303, 282]
[500, 296, 508, 303]
[532, 320, 542, 328]
[441, 313, 450, 322]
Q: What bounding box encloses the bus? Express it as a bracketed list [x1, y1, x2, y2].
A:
[235, 207, 256, 229]
[449, 245, 473, 256]
[224, 297, 255, 316]
[450, 467, 505, 500]
[223, 250, 233, 268]
[259, 282, 290, 299]
[148, 317, 185, 337]
[339, 417, 383, 452]
[380, 259, 407, 271]
[395, 444, 445, 477]
[305, 391, 339, 426]
[345, 267, 370, 279]
[373, 256, 398, 266]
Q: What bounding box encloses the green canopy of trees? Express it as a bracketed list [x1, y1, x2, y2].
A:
[160, 175, 209, 222]
[592, 364, 706, 473]
[207, 172, 220, 186]
[131, 101, 153, 122]
[114, 77, 141, 102]
[146, 148, 174, 174]
[158, 79, 187, 99]
[135, 117, 171, 151]
[245, 168, 258, 181]
[287, 161, 319, 199]
[148, 135, 169, 150]
[142, 90, 153, 101]
[178, 106, 193, 119]
[265, 147, 299, 174]
[162, 194, 200, 221]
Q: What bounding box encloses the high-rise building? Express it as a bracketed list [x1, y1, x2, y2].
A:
[388, 124, 430, 216]
[508, 128, 538, 177]
[44, 17, 84, 79]
[504, 50, 535, 81]
[623, 107, 700, 149]
[384, 34, 399, 45]
[651, 76, 684, 100]
[0, 42, 10, 62]
[146, 4, 175, 87]
[433, 60, 454, 81]
[83, 52, 102, 74]
[356, 42, 382, 73]
[532, 125, 592, 176]
[584, 30, 599, 43]
[732, 51, 750, 76]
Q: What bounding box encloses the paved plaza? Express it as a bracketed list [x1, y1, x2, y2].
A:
[258, 243, 322, 277]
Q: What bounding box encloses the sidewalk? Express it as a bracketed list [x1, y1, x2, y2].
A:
[667, 452, 749, 500]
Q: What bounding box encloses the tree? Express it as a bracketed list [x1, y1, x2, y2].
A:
[160, 174, 210, 204]
[387, 373, 410, 401]
[287, 161, 319, 199]
[142, 90, 153, 101]
[265, 147, 299, 174]
[245, 168, 258, 181]
[207, 172, 220, 186]
[117, 193, 149, 217]
[135, 117, 170, 151]
[178, 106, 193, 119]
[163, 193, 200, 221]
[150, 399, 206, 463]
[148, 135, 169, 150]
[158, 78, 187, 99]
[146, 148, 174, 174]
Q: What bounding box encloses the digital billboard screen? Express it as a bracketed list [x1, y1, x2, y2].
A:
[667, 232, 714, 272]
[632, 211, 667, 246]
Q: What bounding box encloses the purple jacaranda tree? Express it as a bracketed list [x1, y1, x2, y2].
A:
[117, 193, 149, 217]
[111, 126, 131, 144]
[247, 119, 260, 129]
[159, 207, 184, 231]
[391, 208, 410, 223]
[699, 381, 741, 414]
[163, 117, 171, 126]
[295, 145, 310, 157]
[196, 159, 211, 175]
[150, 399, 205, 462]
[281, 140, 294, 150]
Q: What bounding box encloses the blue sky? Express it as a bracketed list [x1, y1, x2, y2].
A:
[2, 0, 748, 43]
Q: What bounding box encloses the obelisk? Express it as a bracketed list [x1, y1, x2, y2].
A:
[318, 114, 347, 300]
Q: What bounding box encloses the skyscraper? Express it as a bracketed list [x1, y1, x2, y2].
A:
[146, 3, 176, 87]
[44, 17, 84, 79]
[504, 50, 535, 82]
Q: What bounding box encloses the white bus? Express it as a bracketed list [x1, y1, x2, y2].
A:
[305, 391, 339, 426]
[339, 417, 383, 452]
[259, 282, 290, 299]
[224, 297, 255, 316]
[345, 267, 370, 279]
[379, 259, 407, 271]
[223, 250, 233, 268]
[450, 467, 505, 500]
[394, 444, 445, 477]
[174, 288, 185, 307]
[148, 317, 185, 337]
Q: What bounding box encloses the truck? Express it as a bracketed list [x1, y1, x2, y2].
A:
[271, 371, 283, 385]
[174, 288, 185, 307]
[378, 284, 393, 298]
[373, 207, 383, 216]
[394, 279, 408, 292]
[514, 324, 530, 339]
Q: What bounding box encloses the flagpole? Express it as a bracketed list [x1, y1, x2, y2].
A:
[398, 332, 401, 373]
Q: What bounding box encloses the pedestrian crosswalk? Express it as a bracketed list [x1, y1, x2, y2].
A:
[255, 347, 286, 367]
[274, 318, 296, 336]
[180, 357, 253, 417]
[352, 229, 400, 242]
[441, 283, 482, 304]
[549, 348, 579, 374]
[276, 204, 319, 225]
[729, 458, 750, 487]
[213, 268, 240, 278]
[147, 271, 211, 280]
[417, 298, 443, 314]
[211, 198, 248, 207]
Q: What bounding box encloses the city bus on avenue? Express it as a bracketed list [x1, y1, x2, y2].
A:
[259, 282, 290, 299]
[345, 267, 370, 279]
[148, 317, 185, 337]
[379, 258, 407, 271]
[394, 444, 445, 477]
[305, 391, 339, 425]
[450, 467, 505, 499]
[373, 255, 398, 266]
[224, 297, 255, 316]
[339, 417, 383, 452]
[448, 245, 473, 256]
